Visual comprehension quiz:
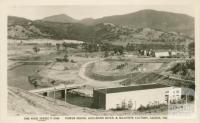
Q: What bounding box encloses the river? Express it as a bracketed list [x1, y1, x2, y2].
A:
[7, 51, 59, 90]
[8, 65, 44, 90]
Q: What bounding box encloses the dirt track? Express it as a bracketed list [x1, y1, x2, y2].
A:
[78, 60, 125, 88]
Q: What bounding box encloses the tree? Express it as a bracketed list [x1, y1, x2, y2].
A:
[28, 76, 38, 88]
[63, 54, 69, 62]
[33, 46, 40, 54]
[113, 46, 124, 55]
[56, 43, 61, 51]
[168, 49, 172, 56]
[62, 42, 68, 51]
[104, 50, 109, 57]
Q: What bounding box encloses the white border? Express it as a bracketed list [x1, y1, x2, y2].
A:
[0, 0, 200, 123]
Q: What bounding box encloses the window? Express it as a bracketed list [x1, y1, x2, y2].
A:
[165, 95, 169, 103]
[128, 100, 133, 109]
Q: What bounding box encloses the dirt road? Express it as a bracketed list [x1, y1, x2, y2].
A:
[78, 60, 125, 88]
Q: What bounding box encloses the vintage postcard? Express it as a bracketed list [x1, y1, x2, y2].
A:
[0, 0, 199, 123]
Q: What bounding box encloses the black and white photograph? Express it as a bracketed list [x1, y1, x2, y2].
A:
[0, 0, 199, 122]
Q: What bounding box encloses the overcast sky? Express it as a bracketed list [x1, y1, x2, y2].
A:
[8, 5, 194, 20]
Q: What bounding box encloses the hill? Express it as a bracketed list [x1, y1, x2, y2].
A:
[7, 14, 194, 48]
[8, 16, 31, 26]
[37, 10, 194, 37]
[79, 18, 95, 25]
[83, 9, 194, 37]
[8, 16, 49, 39]
[42, 14, 78, 23]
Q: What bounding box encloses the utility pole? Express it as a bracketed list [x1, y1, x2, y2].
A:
[186, 93, 188, 104]
[64, 84, 67, 103]
[53, 86, 56, 104]
[97, 44, 101, 71]
[135, 101, 136, 110]
[51, 80, 56, 104]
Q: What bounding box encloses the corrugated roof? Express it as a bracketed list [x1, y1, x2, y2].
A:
[94, 83, 170, 94]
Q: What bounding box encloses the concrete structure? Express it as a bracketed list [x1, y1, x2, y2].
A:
[154, 51, 176, 58]
[155, 52, 169, 57]
[166, 87, 195, 103]
[29, 84, 83, 101]
[93, 83, 172, 110]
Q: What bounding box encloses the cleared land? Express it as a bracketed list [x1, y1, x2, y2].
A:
[7, 39, 194, 115]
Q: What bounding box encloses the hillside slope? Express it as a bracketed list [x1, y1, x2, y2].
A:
[84, 9, 194, 37]
[36, 9, 194, 37]
[7, 15, 193, 47]
[8, 87, 89, 115]
[42, 14, 78, 23]
[8, 16, 49, 39]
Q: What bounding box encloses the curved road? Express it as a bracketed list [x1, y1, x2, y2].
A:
[78, 60, 125, 88]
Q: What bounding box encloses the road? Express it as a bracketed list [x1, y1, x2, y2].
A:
[78, 60, 125, 88]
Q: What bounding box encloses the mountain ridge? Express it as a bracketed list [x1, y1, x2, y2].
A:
[7, 9, 194, 42]
[39, 9, 194, 37]
[87, 9, 194, 37]
[42, 14, 78, 23]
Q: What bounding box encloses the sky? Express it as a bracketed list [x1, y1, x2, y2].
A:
[7, 5, 195, 20]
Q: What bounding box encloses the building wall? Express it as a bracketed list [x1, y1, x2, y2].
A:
[155, 51, 176, 57]
[167, 87, 195, 102]
[105, 87, 172, 110]
[155, 52, 169, 57]
[93, 90, 106, 109]
[180, 87, 195, 96]
[44, 90, 65, 99]
[167, 87, 182, 102]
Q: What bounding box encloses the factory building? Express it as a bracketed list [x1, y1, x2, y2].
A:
[93, 83, 195, 110]
[93, 83, 172, 110]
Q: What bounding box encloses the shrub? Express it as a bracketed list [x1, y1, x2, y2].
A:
[71, 59, 76, 63]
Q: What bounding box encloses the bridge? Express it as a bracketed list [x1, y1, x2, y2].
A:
[29, 84, 84, 101]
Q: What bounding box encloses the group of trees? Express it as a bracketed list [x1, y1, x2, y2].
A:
[33, 21, 95, 41]
[81, 43, 99, 52]
[125, 43, 185, 51]
[56, 42, 80, 51]
[188, 42, 195, 56]
[81, 42, 125, 55]
[55, 54, 69, 62]
[32, 46, 40, 54]
[137, 104, 167, 112]
[171, 59, 195, 80]
[115, 63, 128, 70]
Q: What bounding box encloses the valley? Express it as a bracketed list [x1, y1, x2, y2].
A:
[7, 9, 195, 116]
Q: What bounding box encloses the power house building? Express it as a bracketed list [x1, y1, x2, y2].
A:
[93, 83, 173, 110]
[93, 83, 194, 110]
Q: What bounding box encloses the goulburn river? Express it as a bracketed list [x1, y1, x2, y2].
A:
[8, 65, 44, 90]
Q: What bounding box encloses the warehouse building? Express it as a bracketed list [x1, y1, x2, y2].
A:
[154, 51, 177, 58]
[93, 83, 172, 110]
